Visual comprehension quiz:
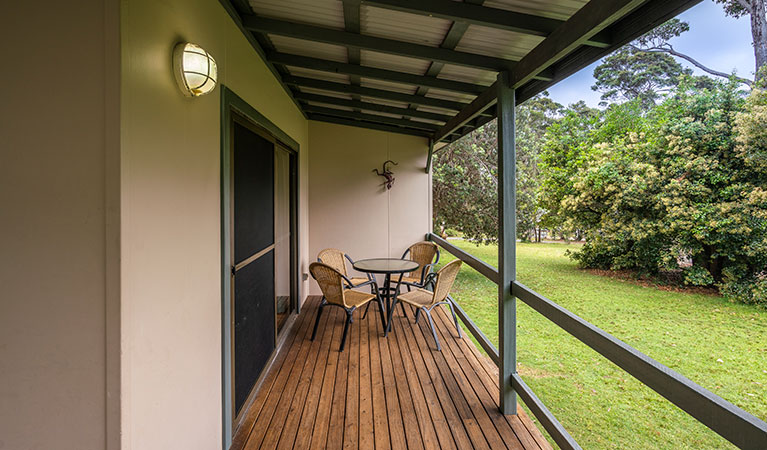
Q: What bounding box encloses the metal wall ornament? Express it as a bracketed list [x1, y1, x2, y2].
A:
[373, 160, 398, 190]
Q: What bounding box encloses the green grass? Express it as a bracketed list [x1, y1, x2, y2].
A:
[437, 240, 767, 449]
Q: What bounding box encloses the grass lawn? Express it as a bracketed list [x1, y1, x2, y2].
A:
[436, 240, 767, 449]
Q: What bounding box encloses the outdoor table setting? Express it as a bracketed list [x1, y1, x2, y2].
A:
[352, 257, 419, 332]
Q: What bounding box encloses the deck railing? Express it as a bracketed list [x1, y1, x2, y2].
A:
[427, 232, 767, 450]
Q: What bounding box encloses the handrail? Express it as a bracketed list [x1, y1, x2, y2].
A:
[426, 233, 767, 449]
[511, 373, 581, 450]
[449, 297, 499, 365]
[428, 233, 500, 283]
[513, 282, 767, 450]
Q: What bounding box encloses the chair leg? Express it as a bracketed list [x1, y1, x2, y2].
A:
[424, 310, 441, 351]
[400, 301, 409, 318]
[446, 299, 462, 338]
[311, 299, 326, 341]
[340, 308, 354, 352]
[414, 307, 421, 324]
[362, 281, 380, 320]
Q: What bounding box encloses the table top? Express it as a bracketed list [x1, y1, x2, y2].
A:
[353, 258, 419, 274]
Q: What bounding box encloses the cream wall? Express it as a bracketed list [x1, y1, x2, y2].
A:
[0, 1, 121, 449]
[308, 121, 431, 294]
[121, 0, 309, 448]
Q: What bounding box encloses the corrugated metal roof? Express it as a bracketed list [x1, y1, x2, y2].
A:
[359, 79, 418, 95]
[286, 66, 350, 84]
[438, 64, 496, 87]
[249, 0, 344, 29]
[426, 89, 476, 103]
[360, 5, 451, 47]
[359, 96, 409, 109]
[229, 0, 701, 140]
[455, 25, 543, 61]
[359, 50, 430, 76]
[297, 86, 352, 100]
[482, 0, 588, 20]
[269, 35, 348, 63]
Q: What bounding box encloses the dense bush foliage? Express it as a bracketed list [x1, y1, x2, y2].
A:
[555, 79, 767, 306]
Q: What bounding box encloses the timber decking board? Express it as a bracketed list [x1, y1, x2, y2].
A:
[232, 296, 552, 450]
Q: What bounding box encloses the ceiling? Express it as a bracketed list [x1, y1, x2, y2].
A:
[219, 0, 702, 145]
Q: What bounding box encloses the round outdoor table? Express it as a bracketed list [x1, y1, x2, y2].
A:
[353, 258, 419, 333]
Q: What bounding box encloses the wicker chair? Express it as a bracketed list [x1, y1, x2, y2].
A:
[317, 248, 377, 293]
[399, 241, 440, 291]
[387, 260, 462, 351]
[309, 262, 386, 352]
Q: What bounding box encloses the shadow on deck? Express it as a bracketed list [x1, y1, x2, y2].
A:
[233, 295, 551, 449]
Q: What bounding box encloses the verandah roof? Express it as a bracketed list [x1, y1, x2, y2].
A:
[219, 0, 702, 145]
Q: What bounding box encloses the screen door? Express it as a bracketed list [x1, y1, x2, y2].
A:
[231, 120, 276, 417]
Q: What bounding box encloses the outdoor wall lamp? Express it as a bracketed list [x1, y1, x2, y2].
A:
[173, 42, 218, 97]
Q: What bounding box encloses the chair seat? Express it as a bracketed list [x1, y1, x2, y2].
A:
[400, 276, 423, 285]
[345, 289, 377, 308]
[348, 277, 372, 287]
[396, 288, 434, 307]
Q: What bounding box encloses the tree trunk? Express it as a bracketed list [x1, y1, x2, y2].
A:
[753, 0, 767, 82]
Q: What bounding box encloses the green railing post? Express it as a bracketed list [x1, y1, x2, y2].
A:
[497, 71, 517, 415]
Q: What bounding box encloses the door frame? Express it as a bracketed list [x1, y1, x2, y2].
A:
[220, 86, 300, 449]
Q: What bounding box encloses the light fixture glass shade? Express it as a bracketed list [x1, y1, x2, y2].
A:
[173, 42, 218, 97]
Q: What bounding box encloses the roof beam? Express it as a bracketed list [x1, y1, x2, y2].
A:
[269, 52, 488, 94]
[433, 0, 646, 143]
[217, 1, 306, 117]
[508, 0, 645, 89]
[294, 92, 452, 122]
[308, 113, 433, 138]
[516, 0, 703, 103]
[360, 0, 611, 48]
[283, 75, 473, 112]
[406, 0, 487, 113]
[342, 0, 363, 110]
[243, 16, 519, 71]
[432, 83, 499, 143]
[302, 105, 442, 131]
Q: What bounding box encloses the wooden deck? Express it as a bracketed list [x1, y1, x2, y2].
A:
[232, 295, 552, 450]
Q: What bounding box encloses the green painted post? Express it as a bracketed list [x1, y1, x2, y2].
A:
[426, 138, 434, 173]
[497, 71, 517, 415]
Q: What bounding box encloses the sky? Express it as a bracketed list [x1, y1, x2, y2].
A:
[546, 0, 755, 107]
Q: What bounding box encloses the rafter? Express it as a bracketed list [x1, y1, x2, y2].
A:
[360, 0, 611, 48]
[283, 76, 473, 112]
[269, 52, 488, 94]
[308, 113, 432, 138]
[294, 92, 452, 122]
[302, 105, 442, 131]
[433, 0, 648, 142]
[243, 16, 519, 71]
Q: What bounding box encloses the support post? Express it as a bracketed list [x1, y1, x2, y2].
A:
[425, 138, 434, 173]
[497, 71, 517, 415]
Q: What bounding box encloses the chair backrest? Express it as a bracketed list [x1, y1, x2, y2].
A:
[309, 262, 348, 307]
[317, 248, 348, 277]
[404, 241, 439, 279]
[431, 259, 462, 304]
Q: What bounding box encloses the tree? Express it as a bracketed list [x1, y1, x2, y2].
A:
[592, 46, 691, 107]
[558, 79, 767, 306]
[515, 95, 563, 241]
[539, 101, 600, 238]
[433, 121, 498, 243]
[628, 18, 754, 87]
[432, 93, 562, 243]
[714, 0, 767, 82]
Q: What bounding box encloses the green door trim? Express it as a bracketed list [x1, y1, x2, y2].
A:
[220, 85, 301, 450]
